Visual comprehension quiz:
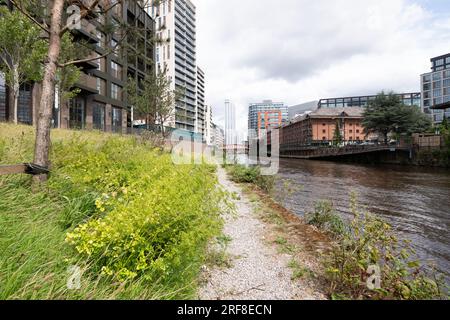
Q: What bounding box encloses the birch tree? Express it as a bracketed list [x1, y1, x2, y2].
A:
[0, 7, 46, 123]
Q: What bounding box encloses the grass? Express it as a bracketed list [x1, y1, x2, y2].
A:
[0, 124, 226, 300]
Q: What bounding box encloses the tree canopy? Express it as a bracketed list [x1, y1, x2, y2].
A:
[362, 92, 432, 142]
[0, 7, 47, 123]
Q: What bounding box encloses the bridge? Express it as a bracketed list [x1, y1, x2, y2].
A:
[280, 144, 412, 160]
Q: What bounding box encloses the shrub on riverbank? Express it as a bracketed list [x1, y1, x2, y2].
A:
[225, 165, 275, 193]
[307, 196, 447, 300]
[0, 124, 226, 299]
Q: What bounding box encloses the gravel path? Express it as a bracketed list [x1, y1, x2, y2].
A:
[198, 168, 325, 300]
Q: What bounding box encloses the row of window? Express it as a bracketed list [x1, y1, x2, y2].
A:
[319, 94, 421, 108]
[69, 99, 123, 133]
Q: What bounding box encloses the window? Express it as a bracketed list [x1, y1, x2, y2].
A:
[93, 103, 105, 131]
[433, 72, 441, 81]
[111, 83, 122, 100]
[0, 74, 6, 121]
[69, 97, 85, 129]
[96, 77, 106, 95]
[444, 70, 450, 79]
[111, 107, 122, 133]
[433, 81, 441, 89]
[322, 129, 326, 134]
[423, 83, 431, 91]
[96, 31, 106, 48]
[111, 61, 122, 79]
[444, 79, 450, 88]
[356, 130, 360, 133]
[435, 59, 444, 67]
[433, 89, 441, 98]
[18, 83, 32, 124]
[423, 74, 431, 82]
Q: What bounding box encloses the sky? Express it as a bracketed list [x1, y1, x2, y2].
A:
[194, 0, 450, 134]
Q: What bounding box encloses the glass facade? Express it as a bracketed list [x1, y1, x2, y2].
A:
[319, 93, 421, 109]
[422, 54, 450, 123]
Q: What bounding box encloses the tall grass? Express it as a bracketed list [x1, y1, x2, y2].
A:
[0, 124, 225, 299]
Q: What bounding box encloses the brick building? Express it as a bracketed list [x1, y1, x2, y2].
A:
[279, 107, 367, 151]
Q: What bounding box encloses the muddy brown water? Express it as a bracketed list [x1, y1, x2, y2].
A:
[273, 158, 450, 280]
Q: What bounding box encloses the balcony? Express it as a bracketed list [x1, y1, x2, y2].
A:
[72, 19, 99, 44]
[75, 73, 98, 94]
[75, 51, 99, 70]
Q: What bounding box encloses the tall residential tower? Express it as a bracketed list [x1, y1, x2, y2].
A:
[150, 0, 206, 136]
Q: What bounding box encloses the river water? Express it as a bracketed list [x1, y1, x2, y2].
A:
[273, 158, 450, 279]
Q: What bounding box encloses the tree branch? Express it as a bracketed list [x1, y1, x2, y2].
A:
[9, 0, 50, 35]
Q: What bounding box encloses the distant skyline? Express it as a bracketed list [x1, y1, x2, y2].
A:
[194, 0, 450, 133]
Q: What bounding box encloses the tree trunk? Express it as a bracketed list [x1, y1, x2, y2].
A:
[12, 66, 19, 124]
[33, 0, 64, 184]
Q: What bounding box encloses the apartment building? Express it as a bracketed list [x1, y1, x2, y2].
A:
[248, 100, 288, 138]
[204, 104, 213, 145]
[0, 1, 155, 134]
[421, 53, 450, 124]
[150, 0, 199, 134]
[196, 66, 206, 138]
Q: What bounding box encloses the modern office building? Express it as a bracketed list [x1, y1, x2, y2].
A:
[318, 93, 421, 109]
[288, 101, 318, 120]
[248, 100, 288, 138]
[421, 53, 450, 124]
[150, 0, 199, 133]
[0, 1, 155, 134]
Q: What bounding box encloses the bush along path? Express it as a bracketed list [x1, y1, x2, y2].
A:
[198, 167, 327, 300]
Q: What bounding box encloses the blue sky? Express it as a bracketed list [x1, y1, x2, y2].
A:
[415, 0, 450, 13]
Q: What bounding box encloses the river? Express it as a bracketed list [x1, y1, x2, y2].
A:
[273, 158, 450, 280]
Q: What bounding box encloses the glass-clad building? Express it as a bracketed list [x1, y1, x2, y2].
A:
[421, 53, 450, 124]
[318, 93, 421, 109]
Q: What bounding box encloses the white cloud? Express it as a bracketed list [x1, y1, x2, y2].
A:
[194, 0, 450, 134]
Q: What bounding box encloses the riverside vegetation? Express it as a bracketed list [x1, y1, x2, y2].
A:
[0, 124, 230, 299]
[225, 164, 448, 300]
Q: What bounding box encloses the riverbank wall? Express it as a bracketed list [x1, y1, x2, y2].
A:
[280, 146, 450, 168]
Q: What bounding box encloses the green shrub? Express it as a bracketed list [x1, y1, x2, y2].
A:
[226, 165, 275, 193]
[305, 200, 346, 237]
[0, 124, 228, 299]
[315, 196, 447, 300]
